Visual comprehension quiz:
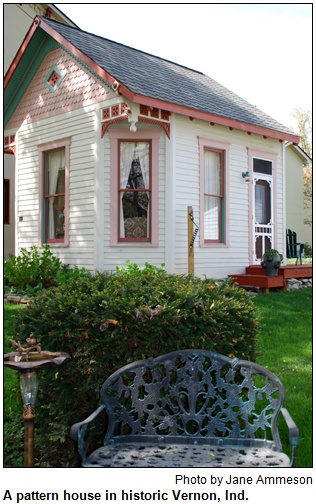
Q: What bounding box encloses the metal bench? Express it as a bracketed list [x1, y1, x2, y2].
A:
[70, 349, 299, 467]
[286, 228, 304, 265]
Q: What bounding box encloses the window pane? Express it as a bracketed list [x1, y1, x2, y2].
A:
[253, 159, 272, 175]
[121, 192, 149, 239]
[45, 150, 65, 196]
[204, 150, 222, 196]
[204, 196, 220, 240]
[120, 142, 150, 190]
[47, 195, 65, 240]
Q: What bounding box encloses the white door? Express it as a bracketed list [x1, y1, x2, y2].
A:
[252, 158, 274, 264]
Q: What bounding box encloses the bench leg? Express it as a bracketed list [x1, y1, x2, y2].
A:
[262, 287, 269, 294]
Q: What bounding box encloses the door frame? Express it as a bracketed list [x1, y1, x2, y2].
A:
[247, 148, 278, 265]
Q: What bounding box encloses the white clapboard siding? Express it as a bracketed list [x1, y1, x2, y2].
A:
[173, 114, 283, 278]
[16, 107, 97, 268]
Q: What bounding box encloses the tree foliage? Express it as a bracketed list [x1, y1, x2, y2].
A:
[290, 107, 312, 226]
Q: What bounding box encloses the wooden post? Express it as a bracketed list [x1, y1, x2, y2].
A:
[188, 206, 194, 276]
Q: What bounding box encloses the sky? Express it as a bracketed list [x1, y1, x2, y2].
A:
[55, 3, 312, 131]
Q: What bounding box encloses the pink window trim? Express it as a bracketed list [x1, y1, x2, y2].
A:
[247, 148, 278, 264]
[108, 129, 161, 247]
[118, 140, 152, 243]
[37, 137, 71, 248]
[198, 137, 231, 247]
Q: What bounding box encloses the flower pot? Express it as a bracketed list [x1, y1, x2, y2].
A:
[261, 252, 281, 277]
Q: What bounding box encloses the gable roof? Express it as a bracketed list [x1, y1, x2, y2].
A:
[4, 15, 300, 143]
[285, 142, 312, 164]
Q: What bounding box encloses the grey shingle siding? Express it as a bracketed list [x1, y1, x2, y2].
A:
[40, 16, 293, 136]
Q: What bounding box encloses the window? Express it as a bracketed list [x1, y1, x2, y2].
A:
[43, 148, 65, 243]
[204, 148, 224, 242]
[109, 129, 160, 247]
[37, 137, 70, 248]
[118, 141, 151, 242]
[4, 179, 9, 225]
[198, 137, 231, 246]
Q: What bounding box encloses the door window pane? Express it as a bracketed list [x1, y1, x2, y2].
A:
[253, 159, 272, 175]
[255, 181, 271, 224]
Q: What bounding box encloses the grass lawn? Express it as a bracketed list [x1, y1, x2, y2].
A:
[253, 288, 312, 467]
[4, 288, 312, 467]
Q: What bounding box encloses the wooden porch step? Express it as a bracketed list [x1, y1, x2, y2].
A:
[228, 274, 284, 294]
[245, 264, 312, 278]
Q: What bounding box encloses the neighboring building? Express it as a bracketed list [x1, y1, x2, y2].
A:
[285, 143, 312, 246]
[3, 4, 77, 260]
[4, 16, 300, 277]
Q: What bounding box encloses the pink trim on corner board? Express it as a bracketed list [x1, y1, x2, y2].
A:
[247, 148, 279, 265]
[198, 137, 231, 248]
[108, 129, 161, 247]
[37, 137, 71, 248]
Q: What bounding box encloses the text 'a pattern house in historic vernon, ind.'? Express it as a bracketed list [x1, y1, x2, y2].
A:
[4, 15, 300, 278]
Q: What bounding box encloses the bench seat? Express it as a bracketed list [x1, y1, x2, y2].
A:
[71, 350, 298, 468]
[83, 440, 291, 468]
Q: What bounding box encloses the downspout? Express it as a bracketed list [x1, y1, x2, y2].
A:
[283, 141, 287, 265]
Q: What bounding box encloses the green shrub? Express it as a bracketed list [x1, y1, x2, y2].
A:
[56, 265, 90, 286]
[13, 272, 259, 466]
[4, 245, 64, 289]
[304, 242, 312, 256]
[116, 260, 166, 275]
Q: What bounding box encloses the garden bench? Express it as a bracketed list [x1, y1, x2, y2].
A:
[286, 229, 304, 265]
[70, 349, 299, 467]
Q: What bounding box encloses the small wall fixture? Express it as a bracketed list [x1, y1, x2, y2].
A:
[242, 171, 250, 182]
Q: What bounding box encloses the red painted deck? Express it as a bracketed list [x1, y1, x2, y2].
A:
[229, 264, 312, 293]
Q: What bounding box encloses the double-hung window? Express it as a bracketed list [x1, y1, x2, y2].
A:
[38, 137, 70, 247]
[109, 129, 160, 247]
[204, 148, 224, 242]
[118, 140, 151, 242]
[44, 148, 65, 243]
[199, 137, 230, 246]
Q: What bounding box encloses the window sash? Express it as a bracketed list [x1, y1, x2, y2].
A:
[204, 148, 224, 243]
[118, 140, 152, 242]
[43, 148, 65, 243]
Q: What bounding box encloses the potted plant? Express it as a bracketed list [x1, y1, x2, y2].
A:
[261, 249, 283, 276]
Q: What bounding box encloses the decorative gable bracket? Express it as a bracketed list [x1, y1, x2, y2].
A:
[101, 103, 131, 138]
[4, 134, 16, 156]
[101, 103, 172, 139]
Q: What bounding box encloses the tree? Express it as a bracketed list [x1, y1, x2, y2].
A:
[290, 107, 312, 226]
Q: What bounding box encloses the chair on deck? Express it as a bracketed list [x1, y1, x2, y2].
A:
[286, 229, 304, 265]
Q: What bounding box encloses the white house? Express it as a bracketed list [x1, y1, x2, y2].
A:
[4, 15, 300, 279]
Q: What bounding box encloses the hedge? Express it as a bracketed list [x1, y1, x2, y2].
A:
[13, 272, 260, 466]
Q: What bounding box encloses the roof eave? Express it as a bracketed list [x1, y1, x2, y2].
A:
[133, 94, 300, 144]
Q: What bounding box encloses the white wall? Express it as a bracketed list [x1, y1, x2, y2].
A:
[16, 106, 98, 269]
[173, 114, 283, 278]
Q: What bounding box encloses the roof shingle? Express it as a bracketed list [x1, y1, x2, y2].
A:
[39, 16, 293, 136]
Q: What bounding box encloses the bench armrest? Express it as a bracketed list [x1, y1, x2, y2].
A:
[281, 407, 299, 467]
[70, 404, 105, 462]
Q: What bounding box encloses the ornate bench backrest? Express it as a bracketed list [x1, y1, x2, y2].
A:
[100, 350, 285, 450]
